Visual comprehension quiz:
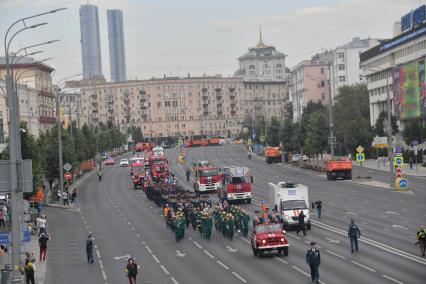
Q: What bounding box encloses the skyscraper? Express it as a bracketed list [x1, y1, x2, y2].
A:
[107, 9, 126, 82]
[80, 4, 103, 80]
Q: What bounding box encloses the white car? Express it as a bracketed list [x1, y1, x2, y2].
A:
[120, 159, 130, 167]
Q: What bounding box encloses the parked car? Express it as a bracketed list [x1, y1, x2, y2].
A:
[302, 155, 309, 162]
[291, 154, 301, 162]
[104, 159, 115, 166]
[119, 158, 130, 167]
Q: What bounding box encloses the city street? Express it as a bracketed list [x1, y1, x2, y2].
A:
[47, 144, 426, 284]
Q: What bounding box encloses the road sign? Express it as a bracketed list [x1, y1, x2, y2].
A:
[260, 136, 265, 142]
[356, 145, 364, 153]
[395, 178, 409, 191]
[412, 140, 419, 146]
[393, 156, 404, 166]
[247, 139, 252, 145]
[64, 172, 72, 180]
[63, 162, 72, 172]
[356, 153, 365, 162]
[372, 136, 388, 148]
[395, 167, 402, 179]
[395, 145, 403, 153]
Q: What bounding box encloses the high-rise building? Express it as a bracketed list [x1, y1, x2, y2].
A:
[107, 9, 126, 82]
[80, 4, 103, 80]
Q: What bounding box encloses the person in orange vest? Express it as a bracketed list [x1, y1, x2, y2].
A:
[163, 205, 169, 228]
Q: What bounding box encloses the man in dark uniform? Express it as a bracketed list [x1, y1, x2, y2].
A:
[348, 219, 361, 253]
[186, 168, 191, 182]
[306, 241, 321, 283]
[296, 211, 306, 236]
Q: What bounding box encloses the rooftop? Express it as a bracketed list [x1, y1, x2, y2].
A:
[238, 29, 286, 61]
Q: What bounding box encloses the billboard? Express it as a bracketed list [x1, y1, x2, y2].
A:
[393, 58, 426, 120]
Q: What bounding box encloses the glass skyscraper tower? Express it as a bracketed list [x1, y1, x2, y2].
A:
[80, 4, 103, 80]
[107, 9, 126, 82]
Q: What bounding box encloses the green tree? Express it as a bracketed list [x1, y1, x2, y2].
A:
[402, 120, 425, 144]
[131, 126, 144, 143]
[266, 117, 281, 146]
[374, 111, 399, 136]
[304, 110, 328, 155]
[280, 119, 294, 152]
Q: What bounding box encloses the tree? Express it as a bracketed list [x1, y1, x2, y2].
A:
[280, 119, 294, 152]
[266, 117, 281, 146]
[131, 126, 144, 143]
[374, 111, 399, 136]
[304, 110, 328, 156]
[402, 120, 425, 144]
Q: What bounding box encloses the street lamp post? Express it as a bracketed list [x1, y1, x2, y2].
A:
[3, 8, 66, 282]
[327, 64, 336, 156]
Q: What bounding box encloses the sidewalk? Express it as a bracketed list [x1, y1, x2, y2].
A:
[353, 159, 426, 177]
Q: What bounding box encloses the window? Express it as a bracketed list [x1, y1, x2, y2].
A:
[338, 64, 345, 71]
[321, 93, 325, 101]
[337, 52, 345, 59]
[339, 76, 346, 83]
[249, 65, 255, 75]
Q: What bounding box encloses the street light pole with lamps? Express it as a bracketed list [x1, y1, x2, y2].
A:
[3, 8, 66, 281]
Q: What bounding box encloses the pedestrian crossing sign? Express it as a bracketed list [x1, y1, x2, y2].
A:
[393, 156, 404, 166]
[356, 153, 365, 162]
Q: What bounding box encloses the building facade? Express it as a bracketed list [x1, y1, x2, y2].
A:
[290, 59, 331, 122]
[79, 75, 289, 138]
[80, 4, 103, 80]
[107, 9, 126, 83]
[236, 30, 289, 82]
[58, 90, 82, 129]
[331, 37, 380, 99]
[360, 6, 426, 128]
[0, 57, 56, 137]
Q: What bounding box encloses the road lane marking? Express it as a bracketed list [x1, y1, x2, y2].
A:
[232, 272, 247, 283]
[96, 250, 101, 259]
[101, 270, 107, 280]
[291, 265, 311, 277]
[193, 241, 202, 249]
[145, 245, 152, 254]
[311, 219, 426, 265]
[204, 250, 215, 259]
[288, 233, 301, 240]
[382, 274, 404, 284]
[152, 255, 160, 263]
[274, 256, 288, 264]
[160, 265, 170, 275]
[240, 237, 251, 244]
[136, 234, 140, 237]
[217, 260, 229, 270]
[351, 261, 376, 272]
[325, 249, 345, 260]
[99, 259, 104, 269]
[170, 276, 179, 284]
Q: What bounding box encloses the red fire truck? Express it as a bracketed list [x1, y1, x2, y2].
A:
[251, 222, 289, 257]
[131, 162, 148, 189]
[219, 167, 252, 203]
[135, 142, 151, 152]
[149, 155, 169, 181]
[193, 165, 223, 193]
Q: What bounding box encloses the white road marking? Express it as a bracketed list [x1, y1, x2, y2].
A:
[160, 265, 170, 275]
[382, 274, 404, 284]
[101, 270, 107, 280]
[170, 276, 179, 284]
[96, 250, 101, 258]
[131, 227, 135, 230]
[193, 241, 202, 249]
[325, 249, 345, 260]
[392, 224, 408, 230]
[240, 237, 251, 244]
[128, 222, 131, 225]
[204, 250, 215, 259]
[274, 256, 288, 264]
[232, 272, 247, 283]
[385, 211, 400, 215]
[99, 259, 104, 269]
[136, 234, 140, 237]
[288, 233, 301, 240]
[346, 211, 358, 216]
[145, 245, 152, 254]
[351, 261, 376, 272]
[217, 260, 229, 270]
[325, 237, 340, 244]
[152, 255, 160, 263]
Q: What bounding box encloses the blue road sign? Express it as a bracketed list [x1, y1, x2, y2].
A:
[356, 153, 365, 162]
[395, 145, 402, 153]
[394, 156, 403, 166]
[399, 179, 408, 189]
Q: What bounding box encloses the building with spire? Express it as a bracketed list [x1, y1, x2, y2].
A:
[236, 29, 289, 82]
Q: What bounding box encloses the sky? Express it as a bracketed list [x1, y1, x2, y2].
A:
[0, 0, 422, 83]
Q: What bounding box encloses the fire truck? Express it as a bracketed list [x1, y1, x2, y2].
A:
[135, 142, 151, 152]
[193, 165, 223, 193]
[149, 155, 169, 182]
[131, 162, 148, 189]
[219, 167, 252, 203]
[269, 181, 311, 230]
[251, 222, 289, 257]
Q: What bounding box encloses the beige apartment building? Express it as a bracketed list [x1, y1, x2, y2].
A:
[79, 75, 289, 138]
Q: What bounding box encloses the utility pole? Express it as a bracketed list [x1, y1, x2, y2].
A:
[327, 63, 336, 156]
[386, 77, 394, 175]
[55, 87, 64, 194]
[69, 101, 73, 138]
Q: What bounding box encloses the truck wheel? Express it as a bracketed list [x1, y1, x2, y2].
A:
[283, 247, 288, 256]
[307, 221, 311, 230]
[326, 173, 332, 180]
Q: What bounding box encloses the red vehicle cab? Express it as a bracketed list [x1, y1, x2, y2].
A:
[104, 158, 115, 166]
[131, 162, 148, 189]
[193, 166, 223, 193]
[135, 142, 151, 152]
[149, 155, 169, 181]
[251, 222, 289, 257]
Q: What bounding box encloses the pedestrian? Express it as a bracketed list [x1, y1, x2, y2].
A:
[35, 215, 47, 237]
[86, 234, 94, 264]
[36, 201, 43, 217]
[24, 260, 35, 284]
[186, 168, 191, 182]
[71, 189, 78, 206]
[38, 233, 50, 262]
[315, 200, 322, 219]
[409, 157, 413, 169]
[126, 257, 139, 284]
[296, 211, 307, 236]
[348, 219, 361, 253]
[306, 241, 321, 283]
[62, 191, 69, 206]
[0, 207, 5, 228]
[57, 190, 62, 206]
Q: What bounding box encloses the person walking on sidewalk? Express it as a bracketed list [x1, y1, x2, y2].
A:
[62, 191, 69, 206]
[348, 219, 361, 253]
[36, 201, 43, 217]
[126, 257, 139, 284]
[86, 234, 94, 263]
[38, 233, 50, 262]
[71, 189, 78, 206]
[306, 241, 321, 283]
[0, 207, 5, 228]
[24, 259, 35, 284]
[36, 215, 47, 236]
[57, 190, 62, 206]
